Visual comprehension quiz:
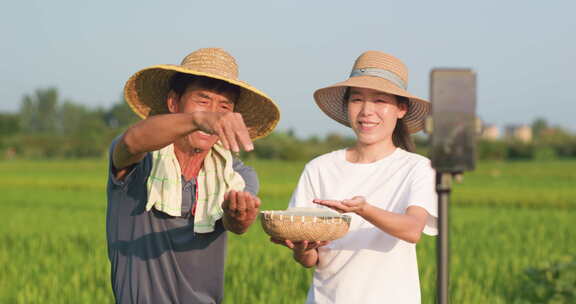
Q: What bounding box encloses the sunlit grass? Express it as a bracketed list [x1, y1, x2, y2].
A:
[0, 159, 574, 303]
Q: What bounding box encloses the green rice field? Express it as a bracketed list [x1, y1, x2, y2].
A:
[0, 159, 575, 303]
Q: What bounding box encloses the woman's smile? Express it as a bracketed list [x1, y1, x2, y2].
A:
[357, 120, 381, 132]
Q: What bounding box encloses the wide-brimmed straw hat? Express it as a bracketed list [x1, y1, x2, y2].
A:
[124, 48, 280, 140]
[314, 50, 430, 133]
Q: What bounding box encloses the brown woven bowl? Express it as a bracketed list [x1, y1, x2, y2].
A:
[260, 208, 351, 242]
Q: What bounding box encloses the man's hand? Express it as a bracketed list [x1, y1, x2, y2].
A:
[313, 196, 368, 215]
[192, 112, 253, 153]
[222, 190, 260, 234]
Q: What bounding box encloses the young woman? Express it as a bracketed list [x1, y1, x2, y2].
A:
[274, 51, 437, 303]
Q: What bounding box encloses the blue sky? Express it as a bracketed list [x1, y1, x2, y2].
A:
[1, 0, 575, 137]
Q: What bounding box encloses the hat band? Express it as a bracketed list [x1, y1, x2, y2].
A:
[350, 68, 407, 89]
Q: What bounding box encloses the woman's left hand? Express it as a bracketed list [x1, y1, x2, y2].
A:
[313, 196, 368, 214]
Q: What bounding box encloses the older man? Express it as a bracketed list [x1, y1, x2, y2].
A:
[106, 48, 280, 304]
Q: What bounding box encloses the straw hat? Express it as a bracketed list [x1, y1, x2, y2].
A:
[124, 48, 280, 140]
[314, 50, 430, 133]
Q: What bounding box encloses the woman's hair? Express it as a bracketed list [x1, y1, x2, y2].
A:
[343, 88, 415, 152]
[169, 73, 241, 102]
[391, 98, 415, 152]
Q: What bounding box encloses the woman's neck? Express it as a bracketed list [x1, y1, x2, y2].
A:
[347, 139, 397, 164]
[173, 142, 209, 181]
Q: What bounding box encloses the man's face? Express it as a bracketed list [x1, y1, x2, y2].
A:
[346, 87, 407, 146]
[168, 83, 237, 151]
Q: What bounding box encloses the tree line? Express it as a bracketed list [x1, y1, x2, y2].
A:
[0, 88, 137, 159]
[1, 87, 575, 161]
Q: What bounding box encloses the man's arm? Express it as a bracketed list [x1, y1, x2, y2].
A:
[112, 112, 253, 179]
[114, 113, 199, 170]
[221, 159, 260, 234]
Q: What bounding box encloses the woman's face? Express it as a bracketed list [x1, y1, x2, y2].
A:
[346, 87, 407, 146]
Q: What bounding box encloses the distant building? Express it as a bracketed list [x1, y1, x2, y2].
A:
[481, 124, 500, 140]
[505, 125, 532, 142]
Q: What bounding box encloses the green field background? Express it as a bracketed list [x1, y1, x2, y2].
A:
[1, 159, 575, 303]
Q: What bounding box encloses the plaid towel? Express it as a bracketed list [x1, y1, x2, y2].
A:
[146, 142, 245, 233]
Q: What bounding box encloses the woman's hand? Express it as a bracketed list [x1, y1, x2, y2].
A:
[313, 196, 368, 215]
[270, 238, 329, 252]
[269, 238, 329, 268]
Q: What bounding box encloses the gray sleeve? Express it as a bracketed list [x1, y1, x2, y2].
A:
[232, 158, 259, 195]
[108, 134, 151, 188]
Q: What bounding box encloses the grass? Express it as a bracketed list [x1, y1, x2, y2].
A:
[0, 159, 574, 303]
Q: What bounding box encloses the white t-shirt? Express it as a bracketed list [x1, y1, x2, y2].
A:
[288, 148, 438, 304]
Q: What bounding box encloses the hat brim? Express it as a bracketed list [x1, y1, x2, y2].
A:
[313, 76, 430, 133]
[124, 65, 280, 140]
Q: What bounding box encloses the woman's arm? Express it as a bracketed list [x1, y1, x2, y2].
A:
[314, 197, 429, 243]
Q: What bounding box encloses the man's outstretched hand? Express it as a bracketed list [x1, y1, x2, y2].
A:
[222, 190, 261, 234]
[192, 111, 253, 153]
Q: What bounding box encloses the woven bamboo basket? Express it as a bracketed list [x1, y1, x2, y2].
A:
[260, 208, 351, 241]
